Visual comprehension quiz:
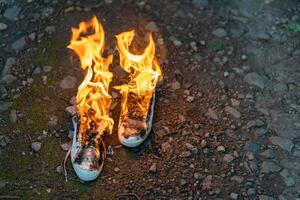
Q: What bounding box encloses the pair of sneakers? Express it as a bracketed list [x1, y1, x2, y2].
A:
[63, 17, 162, 182]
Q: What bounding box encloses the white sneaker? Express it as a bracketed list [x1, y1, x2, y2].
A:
[118, 92, 156, 147]
[63, 117, 106, 182]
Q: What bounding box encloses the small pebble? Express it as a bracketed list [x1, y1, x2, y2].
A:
[149, 163, 157, 173]
[31, 142, 42, 152]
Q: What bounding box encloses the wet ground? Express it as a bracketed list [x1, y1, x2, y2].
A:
[0, 0, 300, 199]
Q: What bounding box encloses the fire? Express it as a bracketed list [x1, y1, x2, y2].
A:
[115, 30, 162, 123]
[67, 17, 114, 137]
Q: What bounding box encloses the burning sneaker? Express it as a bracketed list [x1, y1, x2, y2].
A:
[65, 117, 107, 181]
[115, 30, 162, 147]
[64, 17, 114, 181]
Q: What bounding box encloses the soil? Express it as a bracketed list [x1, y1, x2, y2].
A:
[0, 0, 299, 199]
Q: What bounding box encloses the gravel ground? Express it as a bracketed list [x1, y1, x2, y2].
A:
[0, 0, 299, 199]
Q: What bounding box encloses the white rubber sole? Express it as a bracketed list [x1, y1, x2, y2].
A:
[118, 93, 156, 148]
[69, 117, 105, 181]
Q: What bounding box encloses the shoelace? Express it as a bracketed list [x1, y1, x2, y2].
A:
[63, 147, 71, 182]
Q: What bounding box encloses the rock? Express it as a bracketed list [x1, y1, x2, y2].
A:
[33, 67, 42, 74]
[114, 167, 120, 172]
[259, 195, 275, 200]
[278, 195, 287, 200]
[43, 65, 52, 72]
[212, 28, 227, 38]
[64, 6, 75, 13]
[202, 175, 212, 190]
[190, 41, 198, 51]
[171, 80, 181, 90]
[200, 140, 207, 148]
[246, 151, 254, 160]
[2, 57, 16, 76]
[194, 173, 204, 180]
[260, 149, 275, 159]
[31, 142, 42, 152]
[253, 128, 268, 137]
[156, 128, 168, 138]
[149, 163, 157, 173]
[247, 188, 256, 196]
[206, 108, 218, 120]
[186, 96, 194, 102]
[249, 158, 259, 172]
[293, 149, 300, 157]
[200, 40, 206, 45]
[185, 143, 198, 154]
[244, 140, 261, 152]
[269, 136, 294, 153]
[56, 165, 63, 174]
[161, 142, 171, 153]
[42, 7, 54, 18]
[66, 105, 77, 116]
[223, 154, 234, 162]
[230, 176, 244, 183]
[11, 36, 26, 51]
[4, 6, 21, 21]
[231, 98, 240, 107]
[280, 169, 295, 186]
[180, 179, 187, 186]
[0, 136, 9, 147]
[29, 33, 36, 41]
[267, 112, 298, 139]
[217, 146, 225, 152]
[60, 75, 76, 89]
[60, 143, 70, 151]
[0, 23, 8, 31]
[0, 181, 6, 189]
[273, 82, 287, 92]
[230, 193, 238, 199]
[243, 119, 264, 129]
[45, 26, 56, 34]
[1, 74, 17, 85]
[256, 32, 271, 41]
[241, 54, 247, 60]
[0, 101, 11, 113]
[180, 151, 192, 158]
[244, 72, 268, 89]
[225, 106, 241, 119]
[9, 110, 17, 124]
[178, 114, 186, 123]
[192, 0, 208, 7]
[261, 160, 281, 173]
[145, 21, 159, 32]
[48, 115, 58, 127]
[224, 71, 229, 77]
[169, 36, 182, 47]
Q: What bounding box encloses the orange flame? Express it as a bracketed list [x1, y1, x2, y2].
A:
[68, 16, 114, 136]
[115, 30, 162, 120]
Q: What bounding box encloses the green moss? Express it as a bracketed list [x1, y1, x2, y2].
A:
[10, 86, 49, 132]
[288, 22, 300, 33]
[32, 37, 66, 67]
[211, 42, 225, 52]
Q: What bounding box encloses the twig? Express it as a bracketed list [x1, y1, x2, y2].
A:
[54, 6, 63, 18]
